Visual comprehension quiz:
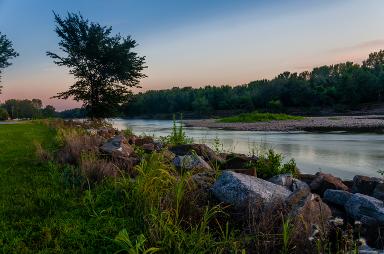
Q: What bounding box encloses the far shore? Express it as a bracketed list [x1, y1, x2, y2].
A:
[184, 115, 384, 132]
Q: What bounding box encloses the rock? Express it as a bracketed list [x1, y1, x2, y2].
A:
[142, 143, 155, 153]
[345, 193, 384, 224]
[222, 153, 258, 169]
[287, 191, 332, 236]
[161, 150, 175, 162]
[173, 155, 212, 171]
[298, 173, 317, 185]
[100, 135, 134, 158]
[97, 128, 117, 139]
[153, 141, 163, 151]
[211, 170, 291, 209]
[268, 173, 293, 188]
[169, 144, 225, 165]
[231, 168, 257, 176]
[352, 175, 383, 195]
[310, 172, 349, 196]
[191, 171, 216, 191]
[323, 189, 353, 207]
[269, 173, 310, 192]
[112, 156, 140, 173]
[134, 136, 154, 146]
[373, 183, 384, 201]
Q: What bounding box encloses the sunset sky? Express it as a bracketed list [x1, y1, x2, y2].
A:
[0, 0, 384, 110]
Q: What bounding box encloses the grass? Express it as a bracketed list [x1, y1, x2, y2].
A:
[0, 122, 131, 253]
[218, 112, 304, 123]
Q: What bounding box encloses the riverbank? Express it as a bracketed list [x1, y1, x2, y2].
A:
[185, 115, 384, 132]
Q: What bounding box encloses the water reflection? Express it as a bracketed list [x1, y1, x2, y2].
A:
[111, 119, 384, 179]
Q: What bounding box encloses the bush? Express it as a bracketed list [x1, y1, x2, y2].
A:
[255, 149, 298, 178]
[0, 108, 9, 120]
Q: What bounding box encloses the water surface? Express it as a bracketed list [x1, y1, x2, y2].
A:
[111, 119, 384, 179]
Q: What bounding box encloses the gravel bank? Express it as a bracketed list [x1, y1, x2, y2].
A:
[184, 115, 384, 132]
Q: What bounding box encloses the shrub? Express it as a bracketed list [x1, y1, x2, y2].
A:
[0, 108, 9, 120]
[165, 114, 193, 145]
[255, 149, 298, 179]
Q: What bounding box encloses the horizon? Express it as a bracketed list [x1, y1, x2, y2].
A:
[1, 0, 384, 110]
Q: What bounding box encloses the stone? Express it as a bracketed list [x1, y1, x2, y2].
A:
[373, 183, 384, 202]
[211, 170, 292, 209]
[231, 168, 257, 176]
[269, 173, 310, 192]
[298, 173, 317, 185]
[134, 136, 154, 146]
[310, 172, 349, 196]
[191, 170, 216, 191]
[323, 189, 353, 207]
[345, 193, 384, 224]
[169, 144, 225, 165]
[142, 143, 155, 153]
[222, 153, 258, 169]
[287, 191, 332, 236]
[352, 175, 383, 195]
[100, 135, 134, 158]
[97, 128, 117, 139]
[172, 155, 212, 171]
[268, 173, 293, 188]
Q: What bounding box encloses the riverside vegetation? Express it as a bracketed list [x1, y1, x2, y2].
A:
[3, 119, 384, 253]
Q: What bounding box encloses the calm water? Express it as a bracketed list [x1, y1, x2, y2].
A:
[111, 119, 384, 179]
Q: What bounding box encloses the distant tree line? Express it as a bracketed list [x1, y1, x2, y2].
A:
[121, 50, 384, 117]
[0, 99, 56, 120]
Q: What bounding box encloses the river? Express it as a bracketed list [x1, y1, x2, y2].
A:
[111, 119, 384, 179]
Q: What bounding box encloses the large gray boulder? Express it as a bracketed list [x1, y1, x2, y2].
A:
[173, 155, 212, 171]
[345, 193, 384, 224]
[211, 171, 292, 209]
[323, 189, 353, 207]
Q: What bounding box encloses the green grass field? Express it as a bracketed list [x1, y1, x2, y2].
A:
[218, 112, 304, 123]
[0, 123, 129, 253]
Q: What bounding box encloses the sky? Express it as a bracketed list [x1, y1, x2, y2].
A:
[0, 0, 384, 110]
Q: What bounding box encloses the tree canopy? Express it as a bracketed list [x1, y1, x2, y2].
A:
[47, 12, 147, 118]
[0, 32, 19, 94]
[122, 50, 384, 117]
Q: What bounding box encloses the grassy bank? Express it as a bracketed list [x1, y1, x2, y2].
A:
[218, 112, 304, 123]
[0, 122, 132, 252]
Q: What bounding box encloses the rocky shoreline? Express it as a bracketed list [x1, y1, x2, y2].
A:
[184, 115, 384, 132]
[89, 126, 384, 251]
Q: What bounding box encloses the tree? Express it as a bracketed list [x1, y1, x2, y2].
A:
[42, 105, 56, 118]
[0, 32, 19, 94]
[47, 12, 147, 118]
[0, 108, 9, 120]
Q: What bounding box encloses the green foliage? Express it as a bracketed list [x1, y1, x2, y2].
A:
[219, 112, 304, 123]
[0, 32, 19, 93]
[123, 50, 384, 117]
[47, 12, 147, 118]
[165, 114, 193, 145]
[1, 98, 56, 119]
[0, 107, 9, 120]
[114, 230, 160, 254]
[255, 149, 298, 179]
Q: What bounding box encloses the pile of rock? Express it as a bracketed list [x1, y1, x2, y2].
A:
[97, 132, 384, 250]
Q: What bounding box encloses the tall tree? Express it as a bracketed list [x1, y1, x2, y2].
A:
[47, 12, 147, 118]
[0, 32, 19, 94]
